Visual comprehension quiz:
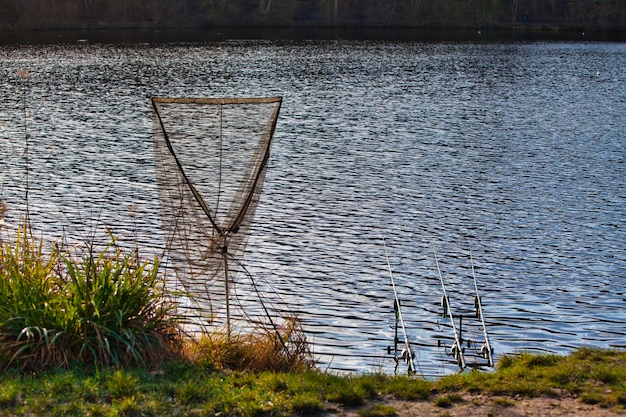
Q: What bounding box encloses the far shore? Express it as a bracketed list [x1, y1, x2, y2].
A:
[1, 26, 626, 45]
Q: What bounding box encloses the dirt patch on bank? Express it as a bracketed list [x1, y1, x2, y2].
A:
[323, 392, 625, 416]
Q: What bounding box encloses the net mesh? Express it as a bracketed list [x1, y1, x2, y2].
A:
[151, 97, 282, 326]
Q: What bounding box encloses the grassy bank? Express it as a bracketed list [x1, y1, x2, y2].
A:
[0, 347, 624, 416]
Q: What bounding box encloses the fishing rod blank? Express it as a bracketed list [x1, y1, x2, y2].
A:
[433, 244, 466, 369]
[383, 237, 416, 375]
[469, 245, 494, 367]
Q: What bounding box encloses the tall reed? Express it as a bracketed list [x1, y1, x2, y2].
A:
[0, 222, 181, 370]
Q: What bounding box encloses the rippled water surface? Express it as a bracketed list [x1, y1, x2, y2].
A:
[1, 39, 625, 376]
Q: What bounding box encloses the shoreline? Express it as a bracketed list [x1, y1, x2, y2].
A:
[1, 26, 625, 45]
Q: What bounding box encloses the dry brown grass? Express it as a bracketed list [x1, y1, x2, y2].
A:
[184, 318, 312, 372]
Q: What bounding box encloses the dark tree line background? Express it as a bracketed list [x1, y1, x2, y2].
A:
[0, 0, 624, 31]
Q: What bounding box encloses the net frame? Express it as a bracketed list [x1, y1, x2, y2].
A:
[151, 96, 282, 333]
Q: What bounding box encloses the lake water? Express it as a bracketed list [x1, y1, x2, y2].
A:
[1, 37, 625, 376]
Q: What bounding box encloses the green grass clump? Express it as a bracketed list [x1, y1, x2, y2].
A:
[433, 393, 463, 408]
[492, 396, 515, 407]
[0, 379, 20, 407]
[106, 369, 140, 399]
[0, 223, 180, 370]
[382, 375, 431, 400]
[289, 391, 325, 414]
[433, 395, 453, 407]
[358, 402, 397, 417]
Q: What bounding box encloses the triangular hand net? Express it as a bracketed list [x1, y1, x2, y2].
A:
[152, 97, 282, 328]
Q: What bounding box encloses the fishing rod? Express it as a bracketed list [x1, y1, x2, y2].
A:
[433, 244, 466, 369]
[383, 237, 416, 375]
[469, 245, 494, 367]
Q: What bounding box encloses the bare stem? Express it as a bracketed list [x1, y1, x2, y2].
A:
[18, 69, 31, 225]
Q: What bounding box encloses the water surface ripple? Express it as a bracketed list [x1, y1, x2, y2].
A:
[1, 40, 624, 376]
